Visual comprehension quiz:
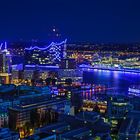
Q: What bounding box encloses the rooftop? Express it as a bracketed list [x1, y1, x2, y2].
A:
[76, 111, 100, 123]
[9, 97, 69, 111]
[61, 127, 91, 139]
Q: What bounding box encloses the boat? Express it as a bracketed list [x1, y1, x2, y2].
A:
[128, 85, 140, 96]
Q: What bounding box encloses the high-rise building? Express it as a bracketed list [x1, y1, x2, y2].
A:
[0, 42, 12, 84]
[66, 86, 83, 115]
[107, 95, 132, 138]
[0, 53, 3, 72]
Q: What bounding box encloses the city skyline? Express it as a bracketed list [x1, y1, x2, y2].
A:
[0, 1, 140, 139]
[0, 0, 140, 43]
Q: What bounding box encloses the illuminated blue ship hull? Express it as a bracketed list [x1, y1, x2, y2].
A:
[128, 86, 140, 96]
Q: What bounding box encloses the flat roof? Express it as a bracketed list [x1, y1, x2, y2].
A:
[75, 111, 100, 123]
[38, 122, 69, 133]
[9, 98, 69, 112]
[61, 127, 90, 139]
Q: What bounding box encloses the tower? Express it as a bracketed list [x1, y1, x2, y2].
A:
[0, 42, 12, 84]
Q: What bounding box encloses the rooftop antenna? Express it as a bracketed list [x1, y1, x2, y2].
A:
[0, 43, 3, 50]
[4, 42, 7, 50]
[1, 42, 8, 53]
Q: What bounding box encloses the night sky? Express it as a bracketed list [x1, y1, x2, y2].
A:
[0, 0, 140, 43]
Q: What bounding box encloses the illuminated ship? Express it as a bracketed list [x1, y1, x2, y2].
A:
[128, 85, 140, 96]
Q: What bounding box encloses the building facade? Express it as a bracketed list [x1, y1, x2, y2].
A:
[25, 40, 67, 65]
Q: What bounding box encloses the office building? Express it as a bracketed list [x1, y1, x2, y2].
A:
[107, 95, 132, 138]
[8, 97, 70, 138]
[70, 86, 83, 114]
[0, 43, 12, 73]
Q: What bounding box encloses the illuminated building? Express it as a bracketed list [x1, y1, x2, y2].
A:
[12, 68, 58, 85]
[8, 97, 70, 138]
[11, 70, 25, 84]
[0, 84, 20, 127]
[25, 39, 67, 65]
[0, 106, 11, 128]
[107, 95, 132, 138]
[0, 73, 11, 84]
[67, 86, 83, 115]
[0, 111, 8, 128]
[8, 41, 140, 71]
[0, 42, 12, 84]
[83, 100, 107, 114]
[58, 69, 83, 82]
[107, 95, 130, 118]
[0, 42, 12, 73]
[58, 58, 83, 82]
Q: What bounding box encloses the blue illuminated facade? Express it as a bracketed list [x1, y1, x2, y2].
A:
[25, 39, 67, 65]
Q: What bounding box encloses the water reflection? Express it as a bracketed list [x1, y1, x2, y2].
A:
[83, 70, 140, 95]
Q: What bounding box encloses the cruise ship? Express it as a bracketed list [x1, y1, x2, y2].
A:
[128, 85, 140, 96]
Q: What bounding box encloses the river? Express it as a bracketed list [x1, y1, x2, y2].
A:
[83, 69, 140, 95]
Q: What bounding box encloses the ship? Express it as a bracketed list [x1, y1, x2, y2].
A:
[128, 85, 140, 97]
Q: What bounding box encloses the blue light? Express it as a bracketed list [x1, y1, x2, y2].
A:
[25, 39, 67, 62]
[25, 65, 59, 68]
[0, 42, 8, 51]
[25, 39, 67, 51]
